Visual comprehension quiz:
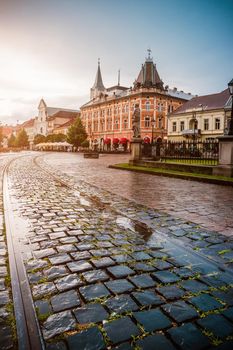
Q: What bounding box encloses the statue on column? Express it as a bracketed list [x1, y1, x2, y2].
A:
[132, 103, 141, 138]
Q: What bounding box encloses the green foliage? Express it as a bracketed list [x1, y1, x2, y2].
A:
[81, 139, 89, 148]
[33, 134, 46, 144]
[15, 129, 29, 147]
[7, 134, 16, 147]
[67, 117, 87, 148]
[45, 133, 66, 143]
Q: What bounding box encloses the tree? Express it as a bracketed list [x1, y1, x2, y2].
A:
[8, 134, 16, 148]
[45, 133, 66, 143]
[34, 134, 46, 145]
[0, 125, 3, 146]
[15, 129, 29, 147]
[67, 117, 87, 148]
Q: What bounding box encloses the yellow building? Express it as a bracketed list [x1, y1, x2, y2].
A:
[168, 89, 231, 141]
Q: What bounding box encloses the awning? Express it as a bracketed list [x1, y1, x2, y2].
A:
[104, 138, 111, 144]
[119, 138, 128, 144]
[113, 138, 119, 144]
[143, 137, 151, 144]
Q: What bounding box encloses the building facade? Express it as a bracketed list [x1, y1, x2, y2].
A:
[167, 89, 231, 141]
[80, 51, 193, 150]
[34, 99, 79, 136]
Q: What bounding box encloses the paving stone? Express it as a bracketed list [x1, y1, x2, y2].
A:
[174, 267, 197, 278]
[162, 300, 198, 322]
[132, 290, 164, 306]
[67, 326, 105, 350]
[35, 299, 52, 316]
[0, 266, 7, 277]
[105, 279, 134, 294]
[91, 257, 115, 268]
[107, 265, 134, 278]
[136, 334, 176, 350]
[152, 270, 179, 284]
[133, 262, 155, 272]
[0, 278, 5, 291]
[197, 314, 233, 339]
[70, 251, 91, 260]
[60, 236, 78, 244]
[57, 244, 76, 253]
[130, 251, 151, 261]
[222, 307, 233, 321]
[112, 342, 132, 350]
[129, 273, 155, 288]
[67, 260, 92, 273]
[168, 322, 210, 350]
[156, 285, 185, 300]
[34, 248, 56, 259]
[0, 325, 14, 350]
[0, 291, 10, 306]
[212, 289, 233, 306]
[49, 253, 72, 265]
[32, 282, 57, 298]
[190, 294, 222, 312]
[153, 260, 173, 270]
[55, 273, 83, 291]
[82, 269, 109, 283]
[181, 279, 209, 293]
[44, 266, 68, 281]
[104, 316, 140, 344]
[28, 272, 42, 284]
[79, 284, 110, 301]
[112, 254, 132, 263]
[51, 290, 80, 312]
[133, 309, 171, 332]
[42, 310, 76, 340]
[74, 303, 108, 323]
[105, 295, 138, 313]
[46, 341, 67, 350]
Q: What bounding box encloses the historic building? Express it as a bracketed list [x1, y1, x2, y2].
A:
[34, 99, 79, 136]
[167, 88, 231, 141]
[80, 51, 193, 150]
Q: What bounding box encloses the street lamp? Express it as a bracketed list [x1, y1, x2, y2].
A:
[192, 111, 197, 141]
[227, 79, 233, 135]
[151, 118, 156, 144]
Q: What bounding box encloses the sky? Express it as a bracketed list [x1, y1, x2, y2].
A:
[0, 0, 233, 125]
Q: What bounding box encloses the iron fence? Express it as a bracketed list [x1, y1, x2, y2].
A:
[142, 140, 219, 165]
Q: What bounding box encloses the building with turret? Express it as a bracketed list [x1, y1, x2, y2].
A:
[80, 50, 193, 150]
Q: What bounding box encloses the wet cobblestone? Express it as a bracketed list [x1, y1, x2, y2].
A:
[3, 153, 233, 349]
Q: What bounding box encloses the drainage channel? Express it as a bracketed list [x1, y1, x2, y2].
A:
[3, 157, 45, 350]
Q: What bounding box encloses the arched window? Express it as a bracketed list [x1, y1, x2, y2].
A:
[145, 117, 150, 128]
[146, 102, 150, 111]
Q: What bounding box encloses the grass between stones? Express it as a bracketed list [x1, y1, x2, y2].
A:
[110, 163, 233, 184]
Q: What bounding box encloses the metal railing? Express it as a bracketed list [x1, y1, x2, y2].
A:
[142, 140, 219, 165]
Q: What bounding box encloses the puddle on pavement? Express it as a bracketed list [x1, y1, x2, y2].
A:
[116, 216, 153, 241]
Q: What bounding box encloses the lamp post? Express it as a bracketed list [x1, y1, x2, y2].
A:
[227, 79, 233, 135]
[151, 118, 156, 144]
[192, 111, 197, 141]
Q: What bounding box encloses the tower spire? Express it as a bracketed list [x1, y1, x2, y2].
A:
[90, 59, 106, 99]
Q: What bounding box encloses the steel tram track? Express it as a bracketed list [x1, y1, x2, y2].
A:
[3, 155, 45, 350]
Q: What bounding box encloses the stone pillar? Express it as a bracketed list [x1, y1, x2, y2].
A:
[130, 137, 142, 163]
[213, 136, 233, 177]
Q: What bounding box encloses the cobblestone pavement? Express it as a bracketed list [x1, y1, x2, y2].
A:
[43, 152, 233, 236]
[4, 153, 233, 349]
[0, 155, 17, 350]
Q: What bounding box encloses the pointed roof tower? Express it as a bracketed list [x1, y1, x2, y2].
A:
[134, 49, 164, 90]
[90, 59, 106, 99]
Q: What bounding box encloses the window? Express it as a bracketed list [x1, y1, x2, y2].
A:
[180, 121, 185, 131]
[172, 122, 177, 132]
[107, 119, 112, 130]
[123, 119, 128, 129]
[145, 117, 150, 128]
[204, 119, 209, 131]
[215, 118, 220, 130]
[146, 102, 150, 111]
[158, 118, 163, 129]
[115, 119, 119, 130]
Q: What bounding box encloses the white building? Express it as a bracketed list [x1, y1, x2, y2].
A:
[167, 89, 231, 141]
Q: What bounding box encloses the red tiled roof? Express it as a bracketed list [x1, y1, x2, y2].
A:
[54, 119, 75, 130]
[21, 118, 35, 128]
[47, 111, 79, 121]
[173, 89, 230, 115]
